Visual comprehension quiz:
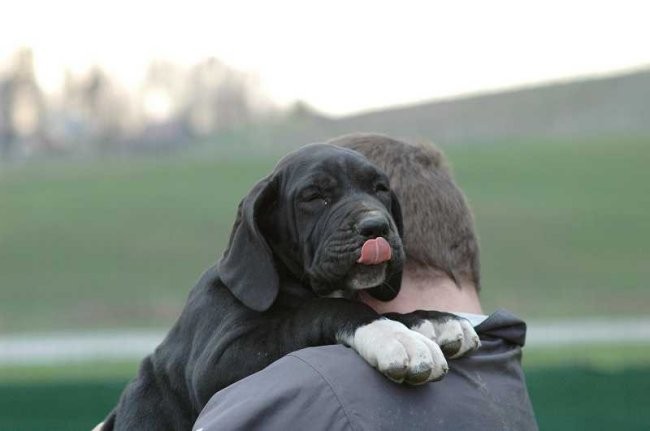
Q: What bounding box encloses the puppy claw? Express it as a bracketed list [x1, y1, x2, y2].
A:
[440, 339, 462, 357]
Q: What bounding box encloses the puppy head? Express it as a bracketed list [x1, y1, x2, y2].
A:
[218, 144, 404, 311]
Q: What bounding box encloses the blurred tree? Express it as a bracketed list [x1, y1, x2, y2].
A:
[0, 48, 46, 159]
[183, 58, 253, 137]
[59, 67, 133, 153]
[0, 79, 14, 159]
[140, 61, 185, 123]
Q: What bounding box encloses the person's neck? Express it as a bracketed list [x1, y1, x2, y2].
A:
[360, 269, 483, 315]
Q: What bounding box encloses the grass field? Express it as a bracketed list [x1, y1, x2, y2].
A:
[1, 137, 649, 333]
[1, 359, 649, 430]
[2, 343, 650, 384]
[1, 137, 649, 431]
[4, 368, 648, 431]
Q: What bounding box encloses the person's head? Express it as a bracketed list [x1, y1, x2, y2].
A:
[329, 133, 480, 291]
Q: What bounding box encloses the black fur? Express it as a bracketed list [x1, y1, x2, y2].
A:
[102, 144, 407, 430]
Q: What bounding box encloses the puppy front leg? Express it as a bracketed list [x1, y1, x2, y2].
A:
[192, 298, 449, 408]
[191, 298, 381, 403]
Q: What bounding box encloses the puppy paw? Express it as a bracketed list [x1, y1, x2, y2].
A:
[340, 319, 448, 384]
[412, 316, 480, 359]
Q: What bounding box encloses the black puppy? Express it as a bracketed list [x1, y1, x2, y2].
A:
[102, 144, 479, 430]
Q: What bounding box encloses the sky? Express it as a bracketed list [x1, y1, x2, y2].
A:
[1, 0, 649, 116]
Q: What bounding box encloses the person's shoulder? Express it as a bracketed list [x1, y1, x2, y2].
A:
[193, 347, 359, 431]
[244, 344, 368, 399]
[287, 344, 368, 372]
[194, 314, 539, 431]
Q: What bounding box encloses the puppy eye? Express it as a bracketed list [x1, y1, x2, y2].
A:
[374, 183, 390, 193]
[304, 193, 323, 202]
[301, 189, 328, 205]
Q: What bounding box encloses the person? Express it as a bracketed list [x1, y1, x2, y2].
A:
[192, 133, 538, 431]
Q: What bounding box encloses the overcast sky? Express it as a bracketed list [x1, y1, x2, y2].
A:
[1, 0, 649, 116]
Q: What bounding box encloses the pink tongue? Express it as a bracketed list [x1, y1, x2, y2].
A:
[357, 237, 392, 265]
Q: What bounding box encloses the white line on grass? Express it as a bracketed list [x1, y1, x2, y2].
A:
[2, 318, 650, 366]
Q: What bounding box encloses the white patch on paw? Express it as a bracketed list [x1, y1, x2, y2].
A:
[455, 318, 481, 358]
[338, 319, 448, 384]
[412, 320, 437, 339]
[425, 317, 481, 359]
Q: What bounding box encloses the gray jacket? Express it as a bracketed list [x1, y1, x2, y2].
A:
[194, 309, 538, 431]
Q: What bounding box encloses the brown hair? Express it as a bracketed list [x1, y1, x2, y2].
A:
[329, 133, 480, 289]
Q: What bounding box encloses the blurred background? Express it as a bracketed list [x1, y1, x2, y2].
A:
[1, 0, 649, 429]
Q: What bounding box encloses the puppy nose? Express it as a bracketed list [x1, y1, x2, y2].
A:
[357, 214, 390, 238]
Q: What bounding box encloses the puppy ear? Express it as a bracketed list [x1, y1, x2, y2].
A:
[367, 190, 403, 301]
[218, 176, 279, 311]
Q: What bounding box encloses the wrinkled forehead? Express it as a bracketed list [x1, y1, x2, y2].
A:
[274, 144, 384, 191]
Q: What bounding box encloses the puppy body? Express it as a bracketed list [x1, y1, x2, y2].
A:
[103, 144, 478, 430]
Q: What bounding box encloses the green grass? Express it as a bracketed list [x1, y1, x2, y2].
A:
[0, 361, 140, 383]
[6, 368, 650, 431]
[526, 366, 650, 430]
[2, 342, 648, 384]
[0, 153, 277, 332]
[1, 138, 649, 333]
[2, 362, 649, 430]
[0, 380, 126, 431]
[524, 343, 650, 369]
[448, 138, 650, 318]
